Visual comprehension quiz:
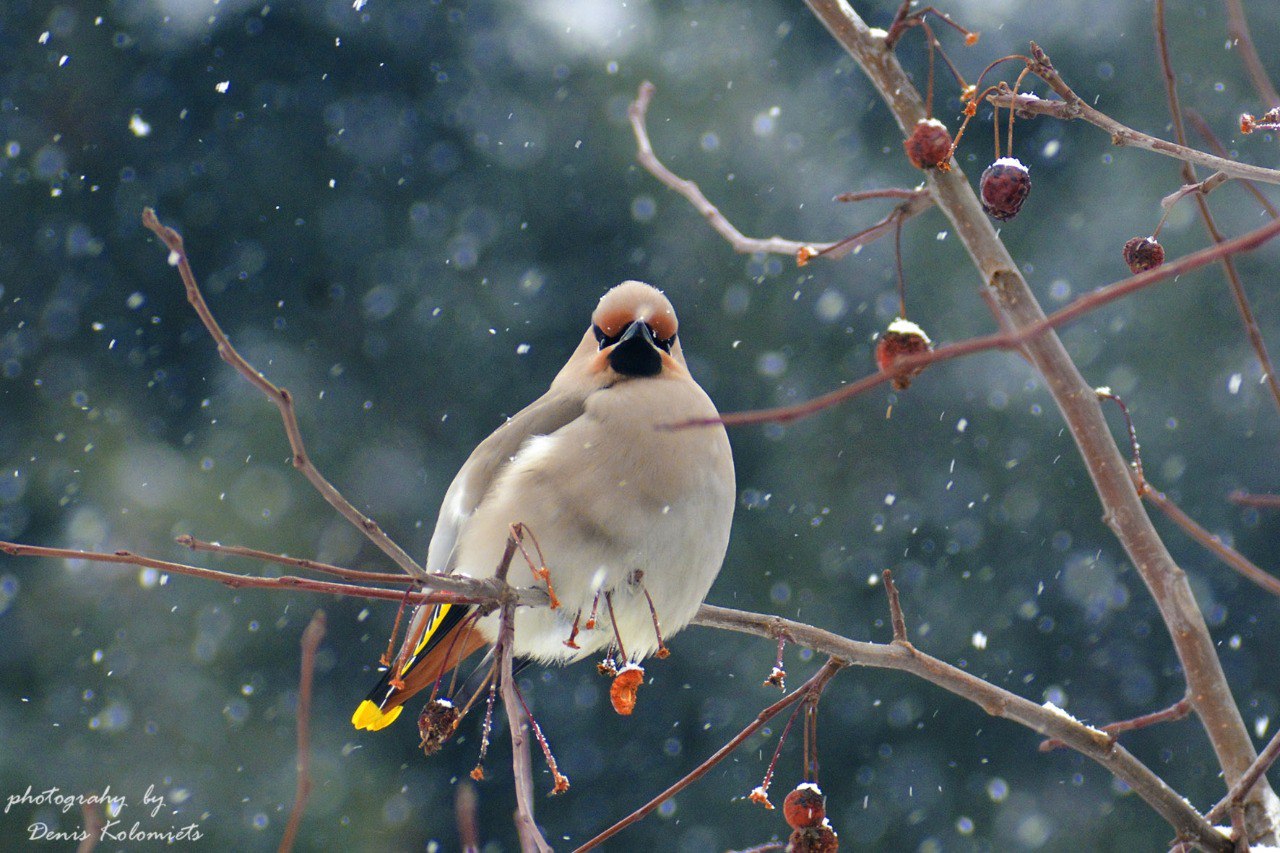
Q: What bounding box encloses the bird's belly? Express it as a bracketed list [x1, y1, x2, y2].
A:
[458, 493, 729, 662]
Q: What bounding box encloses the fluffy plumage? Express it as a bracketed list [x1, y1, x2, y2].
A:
[353, 281, 735, 730]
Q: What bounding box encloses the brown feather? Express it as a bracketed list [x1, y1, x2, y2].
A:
[383, 620, 488, 715]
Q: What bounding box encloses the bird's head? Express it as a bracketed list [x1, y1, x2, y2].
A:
[571, 281, 687, 382]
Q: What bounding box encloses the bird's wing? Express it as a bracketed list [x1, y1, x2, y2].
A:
[425, 386, 591, 575]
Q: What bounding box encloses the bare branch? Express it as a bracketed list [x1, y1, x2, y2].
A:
[0, 540, 546, 608]
[1160, 172, 1230, 211]
[1230, 492, 1280, 509]
[279, 610, 326, 853]
[1153, 0, 1280, 421]
[575, 659, 845, 852]
[1095, 389, 1280, 599]
[720, 0, 1276, 833]
[492, 534, 552, 853]
[0, 531, 1226, 849]
[177, 535, 417, 585]
[881, 569, 909, 644]
[77, 802, 103, 853]
[1144, 489, 1280, 597]
[140, 209, 427, 581]
[683, 210, 1280, 428]
[628, 82, 933, 261]
[1210, 728, 1280, 824]
[693, 604, 1229, 851]
[1223, 0, 1280, 109]
[990, 90, 1280, 186]
[1186, 110, 1280, 218]
[1040, 693, 1192, 753]
[456, 782, 481, 853]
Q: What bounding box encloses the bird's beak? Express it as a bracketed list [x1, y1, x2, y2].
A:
[607, 320, 663, 377]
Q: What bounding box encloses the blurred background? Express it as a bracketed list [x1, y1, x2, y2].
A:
[1, 0, 1279, 849]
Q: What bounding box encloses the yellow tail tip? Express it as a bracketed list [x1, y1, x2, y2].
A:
[352, 700, 403, 731]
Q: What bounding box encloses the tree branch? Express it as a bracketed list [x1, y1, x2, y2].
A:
[279, 610, 326, 853]
[672, 209, 1280, 428]
[140, 208, 427, 580]
[986, 77, 1280, 186]
[574, 659, 845, 852]
[492, 534, 552, 853]
[799, 0, 1274, 832]
[693, 604, 1229, 851]
[0, 540, 547, 608]
[1222, 0, 1280, 109]
[629, 81, 933, 261]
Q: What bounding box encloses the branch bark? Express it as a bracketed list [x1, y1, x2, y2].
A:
[141, 209, 427, 581]
[692, 605, 1230, 851]
[802, 0, 1276, 836]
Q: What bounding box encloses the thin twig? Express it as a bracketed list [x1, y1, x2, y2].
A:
[986, 81, 1280, 186]
[1144, 489, 1280, 598]
[1185, 110, 1280, 219]
[77, 802, 103, 853]
[456, 781, 481, 853]
[629, 82, 932, 261]
[279, 610, 326, 853]
[1209, 728, 1280, 824]
[1040, 693, 1193, 752]
[492, 533, 552, 853]
[575, 659, 845, 852]
[881, 569, 909, 644]
[834, 187, 925, 203]
[140, 209, 426, 580]
[1153, 0, 1280, 420]
[0, 540, 545, 608]
[1095, 390, 1280, 599]
[1160, 172, 1230, 211]
[1230, 492, 1280, 509]
[679, 208, 1280, 428]
[627, 82, 829, 256]
[1223, 0, 1280, 109]
[693, 603, 1228, 851]
[176, 535, 417, 585]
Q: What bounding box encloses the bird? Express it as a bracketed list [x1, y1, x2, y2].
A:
[352, 280, 736, 732]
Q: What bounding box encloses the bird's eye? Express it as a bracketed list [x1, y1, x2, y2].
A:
[593, 324, 619, 349]
[655, 333, 675, 353]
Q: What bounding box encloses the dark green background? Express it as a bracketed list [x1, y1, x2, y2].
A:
[1, 0, 1279, 850]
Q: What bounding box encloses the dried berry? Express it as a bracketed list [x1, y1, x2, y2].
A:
[610, 664, 644, 715]
[787, 823, 839, 853]
[1122, 236, 1165, 273]
[417, 698, 461, 756]
[1241, 107, 1280, 134]
[748, 785, 774, 809]
[903, 118, 953, 170]
[979, 157, 1031, 221]
[875, 318, 934, 390]
[783, 784, 826, 829]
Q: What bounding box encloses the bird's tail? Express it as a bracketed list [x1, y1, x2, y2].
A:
[351, 603, 487, 731]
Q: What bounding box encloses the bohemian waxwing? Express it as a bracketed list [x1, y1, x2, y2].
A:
[352, 280, 736, 731]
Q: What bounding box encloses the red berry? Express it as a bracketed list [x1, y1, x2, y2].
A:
[1122, 236, 1164, 273]
[787, 824, 839, 853]
[980, 157, 1031, 221]
[783, 784, 826, 830]
[903, 118, 953, 170]
[875, 318, 933, 390]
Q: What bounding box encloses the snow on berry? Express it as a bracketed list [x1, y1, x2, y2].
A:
[979, 157, 1031, 221]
